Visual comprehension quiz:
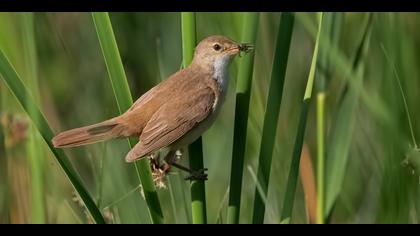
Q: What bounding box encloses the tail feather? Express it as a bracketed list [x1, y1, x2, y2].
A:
[52, 118, 123, 148]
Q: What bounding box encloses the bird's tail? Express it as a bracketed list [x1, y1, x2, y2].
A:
[52, 118, 125, 148]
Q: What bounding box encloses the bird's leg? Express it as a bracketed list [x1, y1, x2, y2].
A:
[174, 163, 208, 181]
[149, 152, 161, 170]
[159, 150, 175, 174]
[164, 149, 208, 181]
[149, 150, 208, 181]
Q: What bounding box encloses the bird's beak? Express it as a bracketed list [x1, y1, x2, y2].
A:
[225, 45, 241, 54]
[225, 43, 254, 55]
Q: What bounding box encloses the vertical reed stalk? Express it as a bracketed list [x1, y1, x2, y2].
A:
[227, 12, 259, 224]
[21, 12, 45, 224]
[0, 50, 106, 224]
[324, 13, 373, 219]
[315, 12, 343, 224]
[181, 12, 207, 224]
[280, 12, 323, 224]
[92, 12, 164, 224]
[252, 12, 295, 224]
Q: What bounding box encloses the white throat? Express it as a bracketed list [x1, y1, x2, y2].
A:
[211, 56, 230, 111]
[213, 57, 230, 91]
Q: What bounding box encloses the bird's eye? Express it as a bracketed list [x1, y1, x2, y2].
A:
[213, 44, 221, 51]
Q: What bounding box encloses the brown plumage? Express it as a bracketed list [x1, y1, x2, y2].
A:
[52, 35, 249, 164]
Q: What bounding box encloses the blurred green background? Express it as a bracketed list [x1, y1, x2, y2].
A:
[1, 12, 420, 224]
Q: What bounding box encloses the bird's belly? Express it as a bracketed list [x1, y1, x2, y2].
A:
[169, 108, 219, 150]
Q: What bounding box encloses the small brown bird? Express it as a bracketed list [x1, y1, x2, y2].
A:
[52, 35, 253, 180]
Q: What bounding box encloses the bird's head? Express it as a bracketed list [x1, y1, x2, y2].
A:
[192, 35, 253, 69]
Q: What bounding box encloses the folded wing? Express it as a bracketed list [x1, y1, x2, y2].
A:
[125, 83, 216, 162]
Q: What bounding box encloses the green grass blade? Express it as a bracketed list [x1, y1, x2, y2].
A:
[296, 13, 388, 123]
[92, 13, 133, 112]
[316, 92, 325, 224]
[280, 100, 310, 224]
[315, 14, 328, 223]
[252, 12, 295, 224]
[91, 12, 164, 224]
[0, 49, 106, 224]
[315, 12, 343, 224]
[182, 12, 196, 68]
[381, 44, 418, 149]
[248, 166, 268, 206]
[280, 12, 323, 224]
[20, 12, 45, 224]
[324, 13, 373, 218]
[188, 140, 206, 224]
[303, 13, 323, 100]
[181, 12, 207, 224]
[227, 12, 259, 224]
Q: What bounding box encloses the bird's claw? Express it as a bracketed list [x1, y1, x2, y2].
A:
[184, 168, 208, 181]
[150, 153, 170, 189]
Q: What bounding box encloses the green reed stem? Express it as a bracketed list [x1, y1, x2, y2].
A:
[92, 12, 164, 224]
[252, 12, 295, 224]
[181, 12, 207, 224]
[324, 13, 373, 218]
[227, 12, 260, 224]
[0, 49, 105, 224]
[280, 12, 323, 224]
[20, 12, 46, 224]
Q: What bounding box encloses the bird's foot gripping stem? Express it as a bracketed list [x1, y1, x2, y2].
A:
[167, 160, 208, 181]
[149, 150, 208, 187]
[183, 168, 208, 181]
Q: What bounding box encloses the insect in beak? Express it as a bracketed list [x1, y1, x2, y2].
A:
[238, 43, 254, 57]
[239, 43, 254, 53]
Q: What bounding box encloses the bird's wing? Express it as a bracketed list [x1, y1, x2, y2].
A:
[128, 70, 184, 112]
[125, 82, 216, 162]
[122, 70, 188, 135]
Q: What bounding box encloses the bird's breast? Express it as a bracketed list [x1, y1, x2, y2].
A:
[212, 57, 230, 110]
